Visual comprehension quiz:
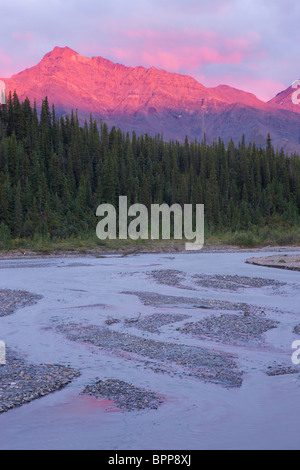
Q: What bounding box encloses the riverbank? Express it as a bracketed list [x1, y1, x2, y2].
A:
[1, 224, 300, 259]
[0, 244, 299, 260]
[246, 254, 300, 271]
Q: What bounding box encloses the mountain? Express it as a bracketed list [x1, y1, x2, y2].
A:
[2, 46, 300, 153]
[269, 81, 300, 114]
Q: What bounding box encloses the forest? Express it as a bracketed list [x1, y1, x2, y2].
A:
[0, 92, 299, 251]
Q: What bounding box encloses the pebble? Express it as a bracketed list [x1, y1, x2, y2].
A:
[294, 325, 300, 335]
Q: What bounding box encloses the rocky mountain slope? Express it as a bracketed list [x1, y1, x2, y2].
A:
[2, 46, 300, 153]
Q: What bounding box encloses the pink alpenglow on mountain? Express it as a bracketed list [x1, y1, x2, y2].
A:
[2, 46, 300, 153]
[269, 80, 300, 113]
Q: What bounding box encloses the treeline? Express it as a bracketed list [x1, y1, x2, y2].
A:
[0, 92, 299, 243]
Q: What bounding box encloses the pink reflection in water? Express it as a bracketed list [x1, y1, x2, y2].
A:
[55, 394, 121, 415]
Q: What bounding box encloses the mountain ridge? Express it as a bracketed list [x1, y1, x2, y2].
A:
[268, 81, 300, 114]
[2, 46, 300, 153]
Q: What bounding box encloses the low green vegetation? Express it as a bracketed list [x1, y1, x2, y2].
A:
[0, 226, 299, 255]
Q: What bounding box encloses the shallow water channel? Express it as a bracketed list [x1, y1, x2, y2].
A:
[0, 251, 299, 450]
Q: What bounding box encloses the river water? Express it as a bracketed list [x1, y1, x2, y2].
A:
[0, 251, 299, 450]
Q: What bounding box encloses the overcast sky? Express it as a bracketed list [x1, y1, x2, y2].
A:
[0, 0, 299, 101]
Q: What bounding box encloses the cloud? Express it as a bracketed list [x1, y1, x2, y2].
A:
[205, 74, 287, 102]
[12, 32, 35, 43]
[0, 50, 13, 77]
[109, 28, 260, 72]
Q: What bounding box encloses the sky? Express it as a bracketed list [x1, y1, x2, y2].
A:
[0, 0, 299, 101]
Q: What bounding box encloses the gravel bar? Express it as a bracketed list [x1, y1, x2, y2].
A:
[148, 270, 194, 290]
[178, 313, 279, 346]
[123, 291, 260, 313]
[125, 313, 191, 333]
[148, 270, 285, 292]
[0, 349, 80, 414]
[192, 274, 285, 291]
[246, 254, 300, 271]
[82, 379, 164, 412]
[0, 289, 42, 317]
[266, 364, 300, 376]
[54, 323, 243, 388]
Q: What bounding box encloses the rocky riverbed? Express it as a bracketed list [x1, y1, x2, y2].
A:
[0, 252, 299, 450]
[0, 288, 80, 414]
[0, 348, 80, 414]
[0, 289, 41, 318]
[124, 312, 191, 333]
[148, 269, 287, 292]
[123, 290, 264, 313]
[82, 379, 164, 412]
[178, 313, 279, 346]
[53, 321, 243, 389]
